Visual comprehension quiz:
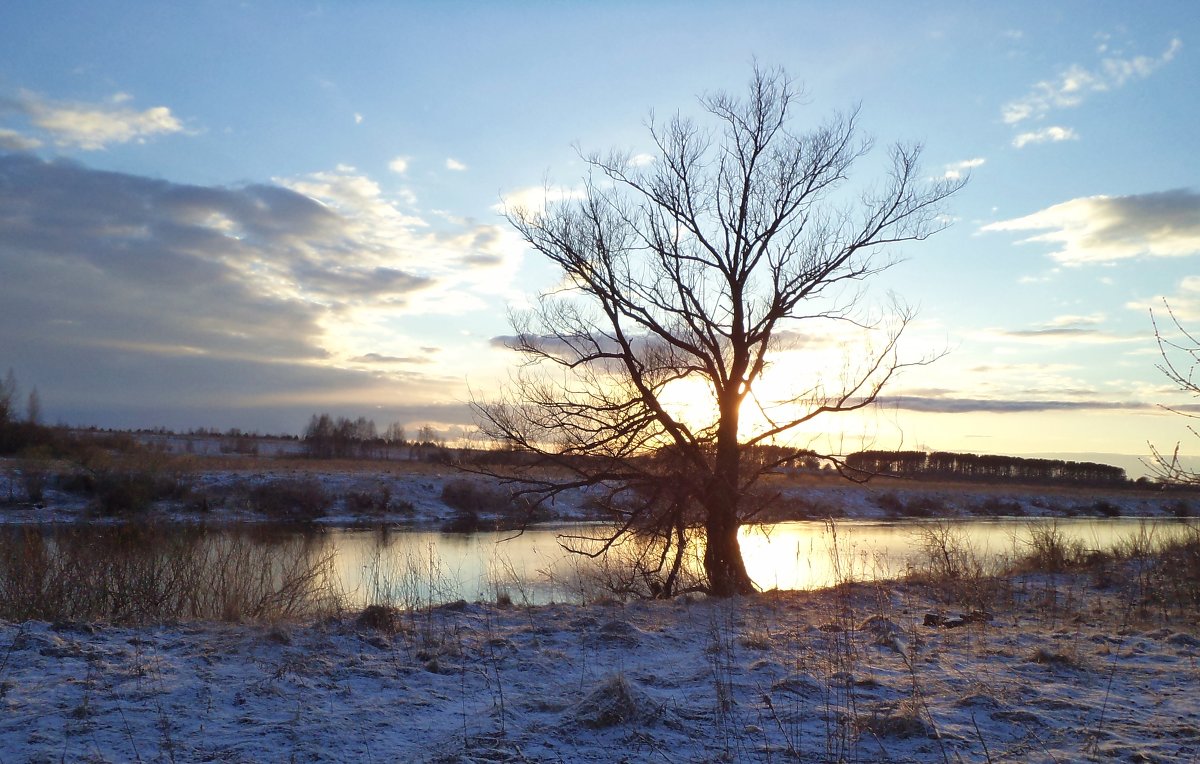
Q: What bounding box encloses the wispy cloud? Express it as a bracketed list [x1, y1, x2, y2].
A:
[3, 90, 186, 150]
[0, 127, 40, 151]
[495, 184, 586, 214]
[1127, 275, 1200, 322]
[388, 155, 410, 174]
[349, 353, 433, 365]
[979, 325, 1134, 346]
[1012, 125, 1078, 148]
[878, 395, 1192, 415]
[943, 157, 985, 179]
[994, 327, 1121, 343]
[445, 157, 467, 171]
[1002, 37, 1181, 125]
[980, 189, 1200, 265]
[1043, 313, 1105, 329]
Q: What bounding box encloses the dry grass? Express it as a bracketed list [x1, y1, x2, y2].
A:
[0, 523, 343, 624]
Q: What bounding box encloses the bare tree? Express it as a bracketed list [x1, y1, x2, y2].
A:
[0, 369, 16, 425]
[26, 387, 41, 426]
[473, 67, 964, 596]
[1148, 302, 1200, 485]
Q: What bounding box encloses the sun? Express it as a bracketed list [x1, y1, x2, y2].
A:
[658, 376, 720, 433]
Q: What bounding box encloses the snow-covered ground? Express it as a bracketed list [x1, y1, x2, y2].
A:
[2, 457, 1199, 761]
[3, 579, 1198, 762]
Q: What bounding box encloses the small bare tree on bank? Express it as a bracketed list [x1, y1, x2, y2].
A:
[473, 68, 963, 597]
[1149, 302, 1200, 485]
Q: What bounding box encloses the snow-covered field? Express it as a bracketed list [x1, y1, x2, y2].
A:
[2, 455, 1199, 761]
[3, 579, 1198, 763]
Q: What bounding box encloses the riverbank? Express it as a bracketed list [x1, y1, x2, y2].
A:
[2, 455, 1195, 529]
[3, 572, 1198, 763]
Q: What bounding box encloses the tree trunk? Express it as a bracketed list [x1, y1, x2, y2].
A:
[703, 394, 756, 597]
[703, 508, 755, 596]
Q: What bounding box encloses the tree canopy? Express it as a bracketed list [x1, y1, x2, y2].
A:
[474, 67, 964, 596]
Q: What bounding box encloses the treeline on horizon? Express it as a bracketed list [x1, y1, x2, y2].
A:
[844, 450, 1128, 486]
[0, 390, 1162, 490]
[299, 413, 441, 460]
[295, 414, 1138, 489]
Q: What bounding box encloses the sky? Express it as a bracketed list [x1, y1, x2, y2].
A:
[0, 1, 1197, 472]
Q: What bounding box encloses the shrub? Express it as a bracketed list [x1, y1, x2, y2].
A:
[1019, 522, 1086, 572]
[54, 449, 194, 517]
[1091, 499, 1122, 517]
[441, 479, 513, 514]
[972, 496, 1025, 516]
[16, 455, 50, 505]
[345, 486, 390, 514]
[441, 508, 482, 533]
[1149, 529, 1200, 611]
[85, 467, 192, 516]
[1168, 500, 1193, 519]
[356, 604, 402, 633]
[343, 484, 413, 515]
[907, 521, 998, 610]
[245, 477, 330, 521]
[874, 492, 946, 518]
[874, 492, 904, 515]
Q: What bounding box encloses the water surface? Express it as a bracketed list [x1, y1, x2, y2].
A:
[330, 517, 1194, 605]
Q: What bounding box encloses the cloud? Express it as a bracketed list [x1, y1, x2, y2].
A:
[878, 395, 1185, 415]
[0, 128, 40, 151]
[349, 353, 433, 365]
[5, 90, 186, 150]
[1127, 275, 1200, 322]
[388, 155, 410, 174]
[980, 189, 1200, 265]
[0, 154, 522, 428]
[1043, 313, 1105, 328]
[488, 331, 670, 364]
[994, 327, 1118, 342]
[1012, 125, 1078, 148]
[445, 158, 467, 171]
[942, 158, 985, 180]
[354, 113, 364, 125]
[1002, 37, 1181, 125]
[281, 164, 526, 311]
[495, 184, 586, 214]
[968, 315, 1135, 350]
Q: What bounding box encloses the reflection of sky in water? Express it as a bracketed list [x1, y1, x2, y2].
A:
[327, 518, 1194, 606]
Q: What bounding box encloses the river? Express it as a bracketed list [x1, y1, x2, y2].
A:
[329, 517, 1195, 606]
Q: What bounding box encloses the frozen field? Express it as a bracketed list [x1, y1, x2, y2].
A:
[2, 579, 1198, 763]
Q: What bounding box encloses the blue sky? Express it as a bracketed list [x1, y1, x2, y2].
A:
[1, 1, 1197, 471]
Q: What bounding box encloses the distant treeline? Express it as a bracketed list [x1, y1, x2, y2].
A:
[0, 369, 49, 455]
[844, 450, 1127, 486]
[301, 413, 443, 460]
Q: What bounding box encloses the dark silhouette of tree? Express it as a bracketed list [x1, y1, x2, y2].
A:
[0, 371, 56, 455]
[26, 387, 41, 426]
[302, 413, 384, 459]
[844, 450, 1126, 485]
[1149, 302, 1200, 485]
[473, 67, 963, 597]
[0, 369, 16, 426]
